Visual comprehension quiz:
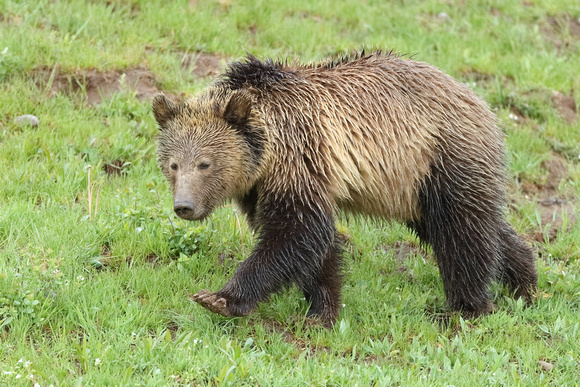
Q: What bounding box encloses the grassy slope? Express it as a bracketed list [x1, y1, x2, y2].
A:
[1, 0, 580, 385]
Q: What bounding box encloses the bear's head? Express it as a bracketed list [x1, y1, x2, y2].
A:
[153, 89, 265, 221]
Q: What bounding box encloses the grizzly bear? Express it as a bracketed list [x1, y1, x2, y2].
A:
[153, 51, 537, 326]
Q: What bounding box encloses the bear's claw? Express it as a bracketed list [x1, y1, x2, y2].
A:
[192, 289, 231, 317]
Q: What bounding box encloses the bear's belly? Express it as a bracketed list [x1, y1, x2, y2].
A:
[336, 184, 421, 222]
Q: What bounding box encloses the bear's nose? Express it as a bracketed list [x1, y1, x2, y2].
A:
[174, 201, 195, 220]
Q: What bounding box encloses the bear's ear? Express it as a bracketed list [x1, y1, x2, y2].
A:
[223, 90, 253, 126]
[152, 93, 178, 128]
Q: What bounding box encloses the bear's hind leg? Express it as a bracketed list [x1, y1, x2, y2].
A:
[497, 225, 537, 303]
[300, 234, 344, 326]
[424, 211, 500, 316]
[417, 170, 502, 317]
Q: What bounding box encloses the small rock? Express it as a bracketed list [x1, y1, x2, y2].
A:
[538, 360, 553, 372]
[15, 114, 40, 127]
[437, 12, 450, 21]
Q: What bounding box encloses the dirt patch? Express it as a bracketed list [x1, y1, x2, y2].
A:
[519, 153, 569, 196]
[180, 52, 226, 79]
[33, 66, 160, 105]
[551, 91, 577, 124]
[532, 197, 577, 243]
[540, 14, 580, 54]
[217, 251, 236, 266]
[549, 14, 580, 39]
[101, 244, 112, 257]
[518, 153, 576, 243]
[0, 13, 23, 25]
[145, 253, 161, 265]
[166, 320, 179, 335]
[541, 155, 570, 191]
[259, 319, 332, 355]
[102, 160, 127, 176]
[459, 68, 496, 84]
[262, 319, 298, 345]
[509, 106, 526, 123]
[92, 244, 115, 270]
[384, 241, 428, 262]
[380, 241, 429, 277]
[103, 1, 141, 18]
[391, 240, 425, 260]
[497, 87, 576, 125]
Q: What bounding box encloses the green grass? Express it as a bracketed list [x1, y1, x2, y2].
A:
[1, 0, 580, 385]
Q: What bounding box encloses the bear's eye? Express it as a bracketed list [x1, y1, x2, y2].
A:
[198, 162, 211, 170]
[170, 163, 178, 171]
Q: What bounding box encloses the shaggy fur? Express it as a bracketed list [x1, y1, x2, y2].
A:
[153, 51, 537, 325]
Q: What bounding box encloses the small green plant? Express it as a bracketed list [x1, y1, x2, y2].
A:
[0, 47, 24, 81]
[0, 275, 41, 328]
[165, 221, 211, 259]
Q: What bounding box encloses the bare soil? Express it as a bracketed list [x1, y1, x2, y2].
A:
[180, 52, 226, 79]
[33, 66, 160, 105]
[509, 106, 526, 123]
[0, 13, 23, 25]
[519, 153, 576, 242]
[380, 241, 429, 277]
[102, 160, 126, 176]
[459, 68, 496, 83]
[551, 91, 577, 124]
[259, 319, 332, 354]
[540, 14, 580, 54]
[387, 240, 428, 262]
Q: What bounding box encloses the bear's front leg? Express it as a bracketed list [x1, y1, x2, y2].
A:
[192, 200, 337, 320]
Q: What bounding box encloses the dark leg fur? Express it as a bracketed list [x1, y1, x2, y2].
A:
[497, 225, 537, 302]
[415, 162, 504, 317]
[300, 234, 344, 326]
[235, 186, 259, 230]
[194, 199, 336, 319]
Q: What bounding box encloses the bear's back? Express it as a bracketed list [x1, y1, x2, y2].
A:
[220, 52, 502, 221]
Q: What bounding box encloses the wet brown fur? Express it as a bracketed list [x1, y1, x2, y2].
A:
[153, 51, 537, 326]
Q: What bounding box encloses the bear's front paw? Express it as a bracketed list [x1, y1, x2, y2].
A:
[192, 290, 231, 317]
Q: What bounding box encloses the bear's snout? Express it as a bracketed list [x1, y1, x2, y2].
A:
[174, 200, 196, 220]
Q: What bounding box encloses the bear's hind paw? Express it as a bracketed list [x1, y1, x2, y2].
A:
[192, 290, 231, 317]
